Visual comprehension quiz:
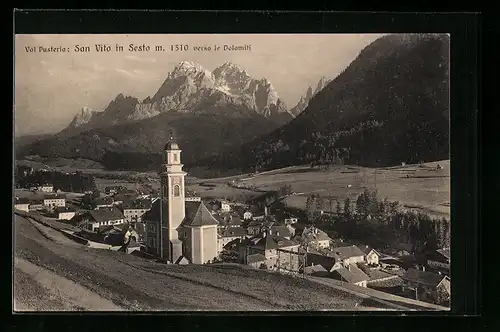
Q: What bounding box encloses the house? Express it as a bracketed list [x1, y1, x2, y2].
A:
[218, 200, 231, 212]
[243, 211, 253, 220]
[330, 264, 370, 287]
[356, 262, 399, 284]
[304, 264, 329, 277]
[122, 199, 152, 223]
[95, 196, 114, 209]
[246, 219, 263, 235]
[295, 226, 331, 249]
[242, 232, 300, 272]
[43, 195, 66, 209]
[268, 224, 292, 240]
[113, 193, 138, 206]
[360, 245, 382, 266]
[217, 226, 247, 255]
[246, 253, 267, 269]
[79, 207, 126, 232]
[55, 207, 76, 220]
[28, 199, 44, 211]
[329, 245, 366, 270]
[14, 197, 30, 212]
[401, 268, 451, 304]
[37, 185, 53, 193]
[104, 186, 121, 196]
[299, 247, 337, 271]
[284, 217, 298, 225]
[427, 248, 450, 271]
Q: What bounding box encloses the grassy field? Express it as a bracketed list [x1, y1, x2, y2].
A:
[16, 156, 449, 218]
[16, 213, 398, 311]
[196, 160, 450, 218]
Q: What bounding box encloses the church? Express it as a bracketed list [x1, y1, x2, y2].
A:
[143, 134, 219, 264]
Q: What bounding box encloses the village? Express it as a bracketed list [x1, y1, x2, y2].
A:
[14, 142, 451, 308]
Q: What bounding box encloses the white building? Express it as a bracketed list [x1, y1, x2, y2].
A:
[80, 208, 125, 232]
[243, 211, 253, 220]
[14, 198, 30, 212]
[43, 195, 66, 208]
[38, 185, 54, 193]
[56, 207, 76, 221]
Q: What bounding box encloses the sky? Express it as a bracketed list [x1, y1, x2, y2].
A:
[14, 34, 383, 136]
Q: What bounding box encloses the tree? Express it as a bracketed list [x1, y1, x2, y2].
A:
[336, 200, 342, 215]
[343, 197, 352, 218]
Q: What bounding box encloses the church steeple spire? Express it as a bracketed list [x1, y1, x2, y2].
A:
[165, 128, 180, 151]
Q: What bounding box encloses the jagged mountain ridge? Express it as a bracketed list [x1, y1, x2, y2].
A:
[289, 77, 332, 116]
[64, 61, 292, 133]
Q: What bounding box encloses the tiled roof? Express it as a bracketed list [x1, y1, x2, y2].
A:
[95, 197, 114, 205]
[247, 220, 262, 227]
[331, 245, 366, 260]
[88, 207, 125, 223]
[304, 264, 328, 274]
[123, 198, 152, 210]
[246, 253, 266, 264]
[332, 264, 370, 284]
[142, 198, 169, 224]
[356, 262, 395, 281]
[183, 201, 219, 227]
[15, 198, 30, 204]
[220, 226, 246, 238]
[269, 225, 292, 238]
[401, 269, 448, 288]
[54, 206, 76, 213]
[250, 234, 299, 251]
[301, 226, 331, 242]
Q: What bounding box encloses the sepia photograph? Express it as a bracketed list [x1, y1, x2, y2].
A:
[14, 33, 450, 312]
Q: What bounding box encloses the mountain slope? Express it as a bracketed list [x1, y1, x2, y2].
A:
[289, 77, 332, 116]
[204, 34, 450, 172]
[18, 107, 281, 171]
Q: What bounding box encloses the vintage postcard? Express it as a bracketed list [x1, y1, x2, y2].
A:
[14, 33, 450, 311]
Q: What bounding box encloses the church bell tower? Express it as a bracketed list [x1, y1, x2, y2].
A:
[159, 130, 186, 263]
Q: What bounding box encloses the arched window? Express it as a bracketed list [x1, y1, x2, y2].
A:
[173, 185, 180, 197]
[173, 153, 178, 162]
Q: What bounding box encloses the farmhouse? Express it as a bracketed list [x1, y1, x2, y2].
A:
[246, 253, 267, 269]
[37, 184, 53, 193]
[95, 196, 114, 209]
[28, 199, 44, 211]
[79, 207, 126, 232]
[330, 264, 370, 287]
[217, 226, 247, 255]
[360, 245, 382, 266]
[122, 199, 152, 223]
[427, 248, 450, 271]
[241, 232, 300, 272]
[14, 197, 30, 212]
[43, 194, 66, 208]
[55, 206, 76, 220]
[143, 136, 218, 265]
[295, 226, 331, 249]
[268, 224, 293, 239]
[330, 245, 366, 269]
[246, 219, 263, 235]
[217, 199, 231, 212]
[401, 268, 451, 303]
[243, 211, 253, 220]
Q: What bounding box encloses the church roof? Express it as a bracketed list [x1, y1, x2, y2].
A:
[142, 198, 169, 224]
[165, 141, 180, 150]
[183, 201, 219, 227]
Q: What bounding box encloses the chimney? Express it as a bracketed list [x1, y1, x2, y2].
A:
[264, 206, 268, 217]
